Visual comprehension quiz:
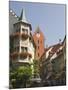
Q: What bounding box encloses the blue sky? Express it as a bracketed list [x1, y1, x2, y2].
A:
[9, 1, 66, 47]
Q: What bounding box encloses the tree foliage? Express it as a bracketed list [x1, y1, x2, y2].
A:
[10, 65, 32, 88]
[33, 59, 40, 77]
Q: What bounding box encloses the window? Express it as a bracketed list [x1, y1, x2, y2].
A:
[21, 47, 27, 52]
[16, 47, 19, 52]
[16, 29, 20, 32]
[38, 46, 39, 49]
[38, 53, 39, 57]
[22, 28, 25, 32]
[22, 28, 28, 34]
[25, 30, 28, 34]
[21, 47, 24, 52]
[29, 37, 31, 41]
[41, 40, 42, 44]
[37, 40, 39, 45]
[14, 47, 19, 52]
[38, 40, 39, 44]
[25, 47, 27, 52]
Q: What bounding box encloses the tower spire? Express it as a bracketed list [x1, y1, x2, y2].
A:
[36, 25, 40, 33]
[19, 8, 27, 22]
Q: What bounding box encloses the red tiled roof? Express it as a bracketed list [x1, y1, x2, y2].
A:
[46, 43, 62, 52]
[47, 43, 62, 56]
[40, 43, 63, 61]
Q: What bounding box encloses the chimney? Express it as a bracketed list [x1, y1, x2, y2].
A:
[46, 44, 48, 48]
[59, 39, 61, 44]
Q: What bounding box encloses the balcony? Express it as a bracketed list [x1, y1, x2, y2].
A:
[11, 32, 29, 39]
[20, 52, 32, 58]
[10, 52, 32, 58]
[12, 32, 20, 37]
[21, 33, 29, 39]
[18, 58, 30, 64]
[10, 52, 19, 60]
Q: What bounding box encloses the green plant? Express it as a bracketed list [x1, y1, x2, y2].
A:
[33, 59, 40, 77]
[9, 65, 32, 88]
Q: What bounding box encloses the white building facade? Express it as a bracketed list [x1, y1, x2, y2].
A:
[10, 9, 35, 75]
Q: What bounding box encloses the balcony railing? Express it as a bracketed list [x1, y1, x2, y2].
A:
[10, 52, 32, 58]
[18, 58, 30, 63]
[21, 33, 29, 39]
[20, 52, 32, 58]
[12, 32, 29, 39]
[12, 32, 20, 37]
[10, 52, 19, 59]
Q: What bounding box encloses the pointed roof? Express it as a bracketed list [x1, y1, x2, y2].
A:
[33, 26, 45, 39]
[13, 9, 32, 30]
[19, 9, 27, 22]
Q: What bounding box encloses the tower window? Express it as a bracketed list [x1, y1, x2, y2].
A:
[38, 53, 39, 57]
[41, 40, 42, 44]
[38, 46, 39, 49]
[22, 28, 25, 32]
[38, 40, 39, 44]
[37, 40, 39, 45]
